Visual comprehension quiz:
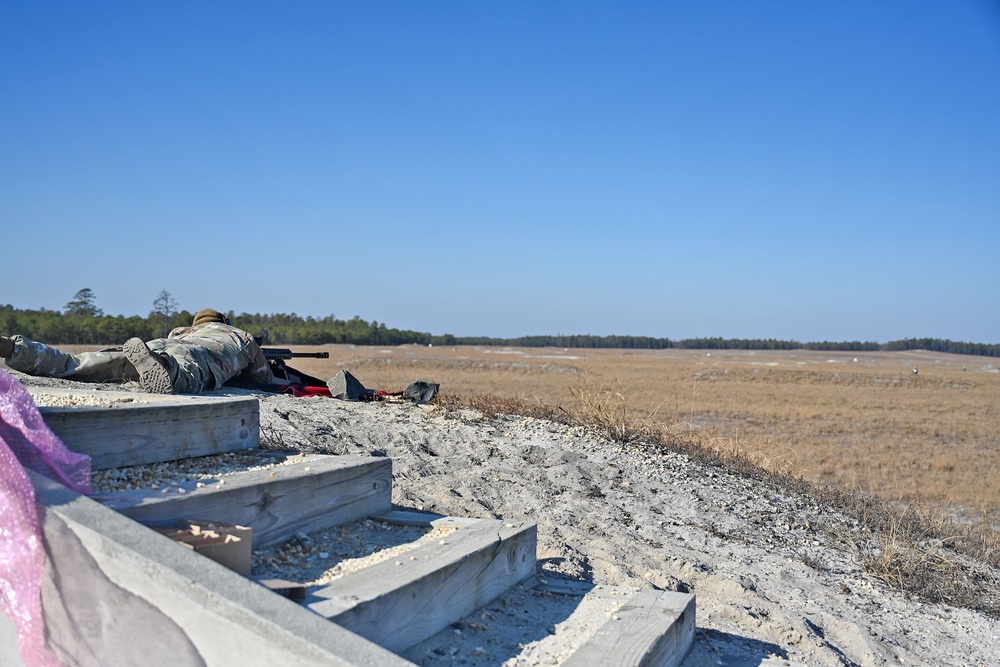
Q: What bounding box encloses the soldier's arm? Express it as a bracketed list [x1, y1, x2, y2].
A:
[244, 340, 275, 384]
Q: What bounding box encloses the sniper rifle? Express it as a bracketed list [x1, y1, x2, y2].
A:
[261, 348, 330, 384]
[262, 348, 330, 362]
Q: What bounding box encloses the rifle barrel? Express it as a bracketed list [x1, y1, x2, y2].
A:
[263, 348, 330, 359]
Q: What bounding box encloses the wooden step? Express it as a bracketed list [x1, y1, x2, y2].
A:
[306, 511, 537, 653]
[99, 454, 391, 547]
[562, 589, 695, 667]
[18, 470, 411, 667]
[29, 387, 259, 469]
[401, 576, 695, 667]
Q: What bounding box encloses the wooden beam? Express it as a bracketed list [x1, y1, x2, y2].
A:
[99, 455, 392, 547]
[562, 590, 695, 667]
[308, 519, 537, 652]
[30, 388, 259, 469]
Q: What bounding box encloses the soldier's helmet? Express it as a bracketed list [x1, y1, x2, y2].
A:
[192, 309, 231, 327]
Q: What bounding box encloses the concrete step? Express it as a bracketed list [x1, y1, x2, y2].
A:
[98, 454, 392, 546]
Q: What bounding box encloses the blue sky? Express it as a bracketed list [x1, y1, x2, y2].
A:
[2, 2, 998, 342]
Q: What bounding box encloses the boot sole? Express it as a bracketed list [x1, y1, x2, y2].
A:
[123, 338, 174, 394]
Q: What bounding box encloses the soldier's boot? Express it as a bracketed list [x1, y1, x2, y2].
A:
[123, 338, 174, 394]
[0, 336, 13, 358]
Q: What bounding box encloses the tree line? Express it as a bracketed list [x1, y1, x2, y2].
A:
[2, 289, 997, 358]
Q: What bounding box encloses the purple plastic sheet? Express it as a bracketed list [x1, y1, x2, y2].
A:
[1, 370, 93, 666]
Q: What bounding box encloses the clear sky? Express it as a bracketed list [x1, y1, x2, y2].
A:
[2, 2, 998, 343]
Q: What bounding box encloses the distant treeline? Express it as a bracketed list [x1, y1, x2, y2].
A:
[0, 305, 189, 345]
[233, 312, 435, 346]
[2, 302, 998, 358]
[0, 304, 434, 347]
[460, 334, 1000, 357]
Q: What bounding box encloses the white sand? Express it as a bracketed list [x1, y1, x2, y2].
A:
[249, 390, 1000, 667]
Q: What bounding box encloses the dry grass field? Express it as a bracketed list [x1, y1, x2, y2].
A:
[284, 344, 1000, 521]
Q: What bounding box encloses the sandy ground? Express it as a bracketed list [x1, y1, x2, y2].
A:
[9, 368, 1000, 666]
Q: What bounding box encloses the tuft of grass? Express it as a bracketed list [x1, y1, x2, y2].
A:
[568, 373, 663, 444]
[691, 424, 801, 478]
[833, 500, 1000, 613]
[851, 504, 956, 590]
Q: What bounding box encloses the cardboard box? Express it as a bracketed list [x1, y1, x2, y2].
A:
[153, 519, 253, 576]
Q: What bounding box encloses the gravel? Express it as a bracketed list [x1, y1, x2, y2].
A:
[91, 450, 302, 493]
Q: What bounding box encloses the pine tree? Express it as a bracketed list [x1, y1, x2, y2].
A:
[64, 288, 103, 318]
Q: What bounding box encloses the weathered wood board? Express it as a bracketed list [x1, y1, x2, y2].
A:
[308, 519, 537, 652]
[28, 387, 259, 469]
[562, 590, 696, 667]
[99, 455, 392, 547]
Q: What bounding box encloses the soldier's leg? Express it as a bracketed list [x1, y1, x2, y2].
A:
[144, 339, 212, 394]
[123, 338, 176, 394]
[3, 335, 135, 383]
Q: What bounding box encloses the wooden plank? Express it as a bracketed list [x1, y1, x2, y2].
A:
[562, 590, 695, 667]
[308, 519, 537, 652]
[99, 455, 392, 546]
[29, 387, 259, 469]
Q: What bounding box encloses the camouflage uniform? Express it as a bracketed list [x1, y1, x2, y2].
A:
[4, 323, 273, 394]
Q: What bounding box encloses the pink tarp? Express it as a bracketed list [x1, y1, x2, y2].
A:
[1, 370, 92, 666]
